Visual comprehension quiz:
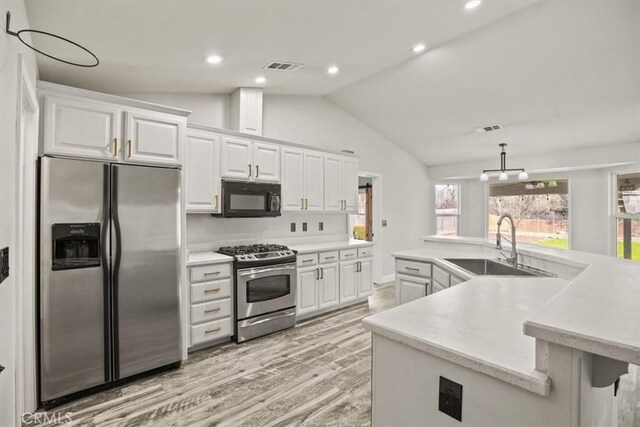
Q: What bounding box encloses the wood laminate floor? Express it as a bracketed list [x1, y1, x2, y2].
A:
[28, 284, 395, 427]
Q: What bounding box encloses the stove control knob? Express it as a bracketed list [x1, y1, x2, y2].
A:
[239, 255, 245, 259]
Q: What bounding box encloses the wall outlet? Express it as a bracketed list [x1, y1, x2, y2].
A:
[318, 222, 324, 231]
[0, 247, 9, 285]
[302, 222, 308, 232]
[290, 223, 296, 232]
[382, 220, 388, 227]
[439, 376, 462, 422]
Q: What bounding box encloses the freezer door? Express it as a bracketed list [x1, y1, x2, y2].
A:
[39, 157, 111, 402]
[112, 164, 181, 379]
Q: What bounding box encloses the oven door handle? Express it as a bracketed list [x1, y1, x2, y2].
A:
[245, 310, 296, 326]
[238, 263, 297, 277]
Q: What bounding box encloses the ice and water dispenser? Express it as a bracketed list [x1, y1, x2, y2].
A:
[51, 223, 101, 270]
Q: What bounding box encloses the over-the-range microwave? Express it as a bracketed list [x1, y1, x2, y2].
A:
[220, 180, 282, 218]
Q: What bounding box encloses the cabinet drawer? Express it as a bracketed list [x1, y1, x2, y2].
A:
[190, 263, 231, 283]
[191, 317, 232, 346]
[432, 265, 450, 287]
[340, 249, 358, 261]
[319, 251, 339, 264]
[396, 260, 431, 278]
[191, 279, 231, 304]
[297, 253, 319, 267]
[191, 298, 232, 324]
[358, 247, 373, 258]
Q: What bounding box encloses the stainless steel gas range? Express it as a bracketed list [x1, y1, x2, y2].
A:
[217, 244, 297, 342]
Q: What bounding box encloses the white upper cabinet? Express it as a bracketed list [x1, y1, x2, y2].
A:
[324, 155, 343, 212]
[281, 147, 305, 211]
[230, 87, 263, 136]
[44, 95, 122, 161]
[220, 136, 253, 180]
[304, 151, 324, 212]
[324, 154, 358, 212]
[124, 110, 183, 166]
[186, 130, 221, 213]
[253, 142, 280, 182]
[221, 137, 280, 182]
[342, 157, 359, 213]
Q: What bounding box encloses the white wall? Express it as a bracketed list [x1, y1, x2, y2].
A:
[0, 1, 39, 425]
[122, 93, 431, 278]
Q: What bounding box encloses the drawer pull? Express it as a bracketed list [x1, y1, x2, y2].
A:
[324, 256, 335, 260]
[204, 288, 221, 293]
[344, 254, 354, 257]
[205, 308, 221, 314]
[302, 259, 315, 263]
[405, 267, 420, 272]
[205, 327, 221, 334]
[204, 271, 221, 276]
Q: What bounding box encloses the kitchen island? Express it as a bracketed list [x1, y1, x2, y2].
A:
[362, 236, 640, 426]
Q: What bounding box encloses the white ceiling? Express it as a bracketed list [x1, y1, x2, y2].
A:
[328, 0, 640, 166]
[24, 0, 535, 95]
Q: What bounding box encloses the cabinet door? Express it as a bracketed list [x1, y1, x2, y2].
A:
[343, 157, 359, 212]
[186, 132, 221, 213]
[125, 110, 183, 166]
[44, 95, 121, 161]
[297, 267, 319, 317]
[221, 137, 253, 180]
[324, 155, 343, 212]
[253, 142, 280, 182]
[339, 261, 358, 304]
[397, 274, 428, 305]
[304, 151, 324, 212]
[318, 263, 339, 309]
[281, 147, 305, 211]
[358, 258, 373, 298]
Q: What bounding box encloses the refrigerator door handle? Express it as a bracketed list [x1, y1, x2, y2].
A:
[101, 164, 113, 382]
[111, 165, 123, 378]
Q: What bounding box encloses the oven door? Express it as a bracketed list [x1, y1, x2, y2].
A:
[236, 263, 296, 320]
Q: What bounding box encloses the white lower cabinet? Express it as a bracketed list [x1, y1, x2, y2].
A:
[397, 274, 429, 305]
[295, 246, 374, 319]
[318, 263, 339, 309]
[297, 267, 319, 317]
[188, 260, 233, 349]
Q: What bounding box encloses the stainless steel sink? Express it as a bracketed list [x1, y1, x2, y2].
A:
[442, 258, 553, 277]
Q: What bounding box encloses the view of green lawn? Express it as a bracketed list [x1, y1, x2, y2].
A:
[537, 237, 640, 261]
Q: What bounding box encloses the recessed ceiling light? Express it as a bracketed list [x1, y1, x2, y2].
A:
[327, 66, 339, 75]
[465, 0, 482, 10]
[255, 76, 266, 84]
[412, 44, 426, 53]
[206, 55, 224, 64]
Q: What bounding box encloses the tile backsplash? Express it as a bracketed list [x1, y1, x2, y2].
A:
[186, 213, 349, 252]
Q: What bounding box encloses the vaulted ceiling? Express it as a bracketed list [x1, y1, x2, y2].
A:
[24, 0, 640, 166]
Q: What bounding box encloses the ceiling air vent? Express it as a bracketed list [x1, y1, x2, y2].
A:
[474, 124, 503, 133]
[263, 61, 303, 71]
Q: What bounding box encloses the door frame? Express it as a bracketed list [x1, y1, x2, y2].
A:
[15, 54, 39, 415]
[358, 171, 383, 284]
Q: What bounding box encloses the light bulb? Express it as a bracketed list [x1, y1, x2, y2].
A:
[548, 180, 558, 188]
[480, 173, 489, 182]
[518, 171, 529, 180]
[499, 172, 508, 181]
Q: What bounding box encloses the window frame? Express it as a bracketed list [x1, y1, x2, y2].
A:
[610, 170, 640, 260]
[434, 183, 461, 237]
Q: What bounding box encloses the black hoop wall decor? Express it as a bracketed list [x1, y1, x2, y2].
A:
[5, 11, 99, 68]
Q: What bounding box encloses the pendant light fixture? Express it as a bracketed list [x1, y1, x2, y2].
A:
[479, 143, 528, 182]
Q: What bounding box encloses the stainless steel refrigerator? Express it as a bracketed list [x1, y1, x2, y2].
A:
[39, 156, 182, 404]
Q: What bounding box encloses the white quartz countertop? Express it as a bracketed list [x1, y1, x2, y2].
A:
[289, 239, 373, 254]
[362, 235, 640, 396]
[186, 251, 233, 266]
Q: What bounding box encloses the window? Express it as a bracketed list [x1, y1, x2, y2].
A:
[349, 182, 373, 241]
[435, 184, 460, 236]
[615, 172, 640, 261]
[488, 180, 569, 249]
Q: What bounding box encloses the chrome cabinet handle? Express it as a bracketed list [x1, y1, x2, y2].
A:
[305, 199, 308, 210]
[315, 268, 319, 280]
[302, 259, 314, 263]
[405, 267, 420, 272]
[248, 164, 252, 177]
[204, 288, 221, 293]
[320, 268, 324, 279]
[301, 198, 304, 210]
[344, 254, 354, 258]
[113, 138, 118, 157]
[325, 256, 335, 260]
[205, 327, 221, 334]
[205, 308, 221, 314]
[204, 271, 220, 276]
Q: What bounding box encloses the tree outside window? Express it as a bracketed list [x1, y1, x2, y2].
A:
[435, 184, 460, 236]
